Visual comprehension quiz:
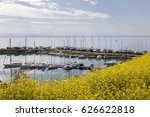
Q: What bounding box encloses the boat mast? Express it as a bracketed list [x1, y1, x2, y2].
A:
[9, 38, 12, 79]
[105, 36, 106, 50]
[33, 41, 36, 79]
[92, 35, 94, 48]
[9, 38, 12, 64]
[34, 41, 35, 63]
[25, 38, 27, 64]
[110, 36, 112, 50]
[99, 36, 101, 49]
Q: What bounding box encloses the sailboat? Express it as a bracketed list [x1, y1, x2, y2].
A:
[4, 62, 22, 68]
[3, 38, 22, 68]
[47, 40, 58, 70]
[21, 40, 39, 70]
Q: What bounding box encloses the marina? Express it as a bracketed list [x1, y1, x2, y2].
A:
[0, 53, 123, 82]
[0, 36, 150, 82]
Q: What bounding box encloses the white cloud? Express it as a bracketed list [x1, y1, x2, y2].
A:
[0, 0, 110, 20]
[83, 0, 98, 5]
[19, 0, 43, 2]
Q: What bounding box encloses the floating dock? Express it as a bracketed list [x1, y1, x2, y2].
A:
[4, 62, 95, 71]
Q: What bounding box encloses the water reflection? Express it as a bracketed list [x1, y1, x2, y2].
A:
[0, 54, 122, 82]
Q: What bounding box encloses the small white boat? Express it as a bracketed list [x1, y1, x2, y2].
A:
[105, 60, 119, 66]
[47, 64, 58, 70]
[38, 63, 48, 69]
[63, 64, 73, 70]
[78, 55, 86, 59]
[97, 55, 102, 59]
[80, 64, 94, 70]
[21, 62, 34, 69]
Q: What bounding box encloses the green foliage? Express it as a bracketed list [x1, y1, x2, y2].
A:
[1, 53, 150, 100]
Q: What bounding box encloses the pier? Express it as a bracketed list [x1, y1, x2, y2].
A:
[4, 62, 95, 71]
[0, 46, 146, 59]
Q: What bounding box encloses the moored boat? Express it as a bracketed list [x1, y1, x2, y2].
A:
[4, 63, 22, 68]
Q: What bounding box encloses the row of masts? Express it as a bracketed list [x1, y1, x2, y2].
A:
[3, 37, 146, 66]
[3, 36, 149, 52]
[51, 36, 149, 51]
[3, 36, 147, 71]
[4, 38, 95, 71]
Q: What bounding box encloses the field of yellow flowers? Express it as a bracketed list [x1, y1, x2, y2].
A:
[0, 53, 150, 100]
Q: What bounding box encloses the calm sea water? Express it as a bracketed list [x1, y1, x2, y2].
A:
[0, 54, 120, 82]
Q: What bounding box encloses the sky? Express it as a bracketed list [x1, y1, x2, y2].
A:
[0, 0, 150, 36]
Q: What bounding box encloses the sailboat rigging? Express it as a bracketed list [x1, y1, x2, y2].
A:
[3, 38, 22, 68]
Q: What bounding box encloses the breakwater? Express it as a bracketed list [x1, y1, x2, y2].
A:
[0, 46, 146, 59]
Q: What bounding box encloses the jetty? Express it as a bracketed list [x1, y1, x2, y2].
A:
[0, 46, 146, 59]
[4, 62, 95, 71]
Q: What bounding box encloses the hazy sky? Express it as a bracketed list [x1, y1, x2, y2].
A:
[0, 0, 150, 35]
